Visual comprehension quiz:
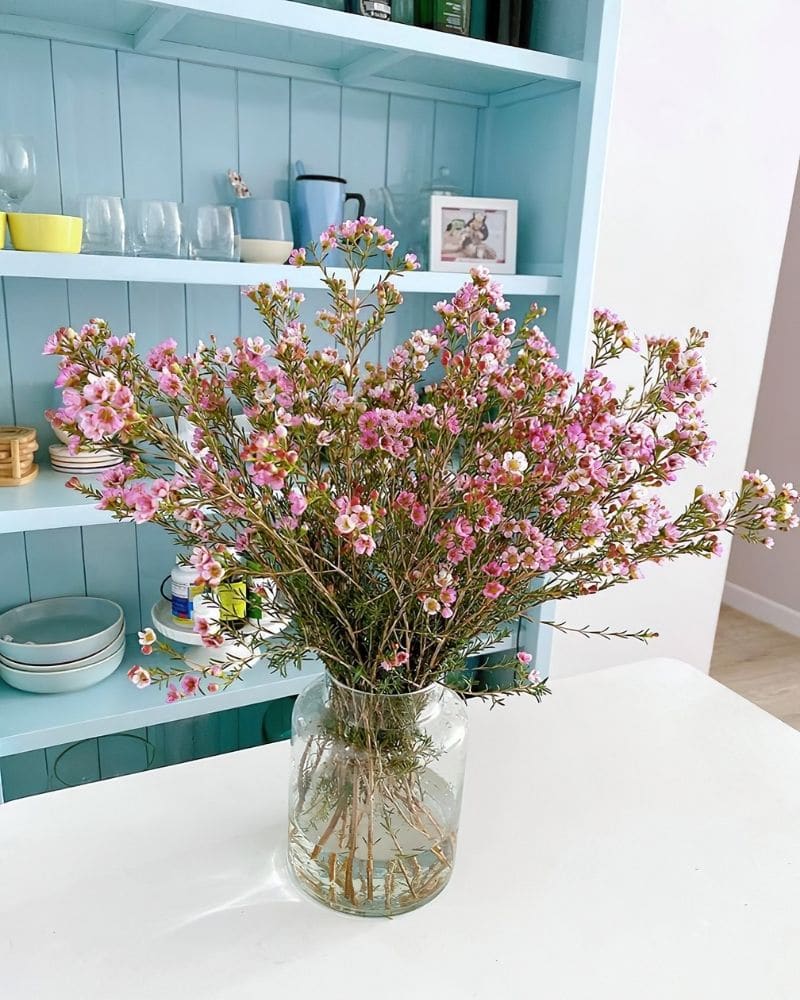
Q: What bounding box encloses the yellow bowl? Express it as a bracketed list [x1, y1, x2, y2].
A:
[7, 212, 83, 253]
[0, 211, 6, 247]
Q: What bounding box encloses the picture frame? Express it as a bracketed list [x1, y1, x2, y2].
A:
[429, 195, 518, 274]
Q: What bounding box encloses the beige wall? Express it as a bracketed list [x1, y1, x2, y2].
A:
[726, 168, 800, 619]
[549, 0, 800, 677]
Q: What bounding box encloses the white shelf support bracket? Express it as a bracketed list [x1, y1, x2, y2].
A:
[134, 9, 185, 51]
[338, 49, 410, 86]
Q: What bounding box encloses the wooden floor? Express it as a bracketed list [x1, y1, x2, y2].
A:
[711, 605, 800, 731]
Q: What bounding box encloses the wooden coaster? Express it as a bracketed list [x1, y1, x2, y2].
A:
[0, 426, 36, 444]
[0, 427, 39, 485]
[0, 463, 39, 487]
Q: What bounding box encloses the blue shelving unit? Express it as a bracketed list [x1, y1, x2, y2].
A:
[0, 0, 620, 800]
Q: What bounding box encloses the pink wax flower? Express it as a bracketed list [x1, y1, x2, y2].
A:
[180, 674, 201, 697]
[158, 369, 182, 397]
[516, 651, 532, 666]
[127, 665, 152, 689]
[482, 581, 505, 600]
[165, 684, 181, 704]
[288, 489, 308, 516]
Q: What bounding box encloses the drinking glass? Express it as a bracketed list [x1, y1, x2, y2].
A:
[78, 195, 125, 255]
[0, 135, 36, 210]
[126, 199, 182, 258]
[186, 204, 236, 261]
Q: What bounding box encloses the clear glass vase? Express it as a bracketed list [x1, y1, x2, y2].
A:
[288, 672, 469, 917]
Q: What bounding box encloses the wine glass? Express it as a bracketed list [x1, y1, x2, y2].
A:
[0, 136, 36, 210]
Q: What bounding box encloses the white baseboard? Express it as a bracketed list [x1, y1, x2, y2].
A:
[722, 582, 800, 638]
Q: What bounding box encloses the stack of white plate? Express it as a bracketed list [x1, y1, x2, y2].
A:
[0, 597, 126, 694]
[49, 443, 123, 475]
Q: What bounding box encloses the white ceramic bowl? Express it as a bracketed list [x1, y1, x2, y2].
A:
[0, 624, 125, 673]
[0, 640, 126, 694]
[240, 238, 293, 264]
[0, 597, 125, 665]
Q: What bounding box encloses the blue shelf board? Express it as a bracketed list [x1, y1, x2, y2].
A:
[0, 0, 584, 103]
[0, 466, 113, 535]
[0, 636, 324, 757]
[0, 251, 563, 296]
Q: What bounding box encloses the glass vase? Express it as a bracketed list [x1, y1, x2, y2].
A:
[288, 672, 469, 916]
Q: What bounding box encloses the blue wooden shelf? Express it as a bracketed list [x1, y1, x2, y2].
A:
[0, 638, 324, 757]
[0, 251, 563, 295]
[0, 0, 584, 107]
[0, 466, 113, 535]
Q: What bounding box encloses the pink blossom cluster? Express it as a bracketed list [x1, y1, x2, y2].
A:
[333, 494, 378, 556]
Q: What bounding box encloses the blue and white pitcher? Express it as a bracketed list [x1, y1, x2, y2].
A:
[293, 162, 365, 263]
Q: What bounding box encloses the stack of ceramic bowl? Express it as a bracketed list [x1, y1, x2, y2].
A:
[0, 597, 126, 694]
[0, 426, 38, 486]
[49, 443, 123, 476]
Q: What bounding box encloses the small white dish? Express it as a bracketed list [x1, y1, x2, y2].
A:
[50, 463, 122, 474]
[0, 597, 125, 665]
[0, 625, 125, 673]
[240, 238, 293, 264]
[0, 640, 126, 694]
[49, 444, 121, 463]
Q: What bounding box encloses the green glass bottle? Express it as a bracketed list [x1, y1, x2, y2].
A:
[416, 0, 471, 35]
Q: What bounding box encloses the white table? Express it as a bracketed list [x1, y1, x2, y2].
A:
[2, 659, 799, 999]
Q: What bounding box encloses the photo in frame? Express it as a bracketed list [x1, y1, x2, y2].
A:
[429, 195, 518, 274]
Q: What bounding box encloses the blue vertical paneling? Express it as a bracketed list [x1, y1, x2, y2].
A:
[0, 281, 14, 425]
[97, 730, 152, 779]
[67, 281, 130, 334]
[0, 751, 50, 801]
[0, 34, 61, 214]
[50, 42, 123, 208]
[432, 102, 478, 196]
[118, 52, 182, 200]
[340, 88, 389, 221]
[386, 95, 435, 195]
[240, 286, 266, 342]
[290, 80, 342, 177]
[4, 277, 69, 441]
[186, 285, 240, 349]
[180, 62, 240, 351]
[0, 534, 30, 613]
[82, 523, 141, 631]
[129, 284, 188, 355]
[237, 72, 291, 202]
[135, 522, 175, 627]
[45, 739, 100, 790]
[25, 528, 86, 601]
[179, 62, 238, 204]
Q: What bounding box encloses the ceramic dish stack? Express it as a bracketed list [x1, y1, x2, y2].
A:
[49, 443, 123, 476]
[0, 426, 38, 486]
[0, 597, 126, 694]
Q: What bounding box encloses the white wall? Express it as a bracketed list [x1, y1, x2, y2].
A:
[724, 169, 800, 635]
[549, 0, 800, 678]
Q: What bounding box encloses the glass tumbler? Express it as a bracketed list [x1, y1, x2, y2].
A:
[126, 199, 182, 258]
[0, 135, 36, 211]
[78, 195, 125, 255]
[186, 204, 236, 261]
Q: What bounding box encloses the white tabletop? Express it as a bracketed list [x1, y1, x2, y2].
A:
[1, 659, 799, 999]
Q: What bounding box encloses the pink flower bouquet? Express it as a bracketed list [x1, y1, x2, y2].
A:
[45, 218, 798, 701]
